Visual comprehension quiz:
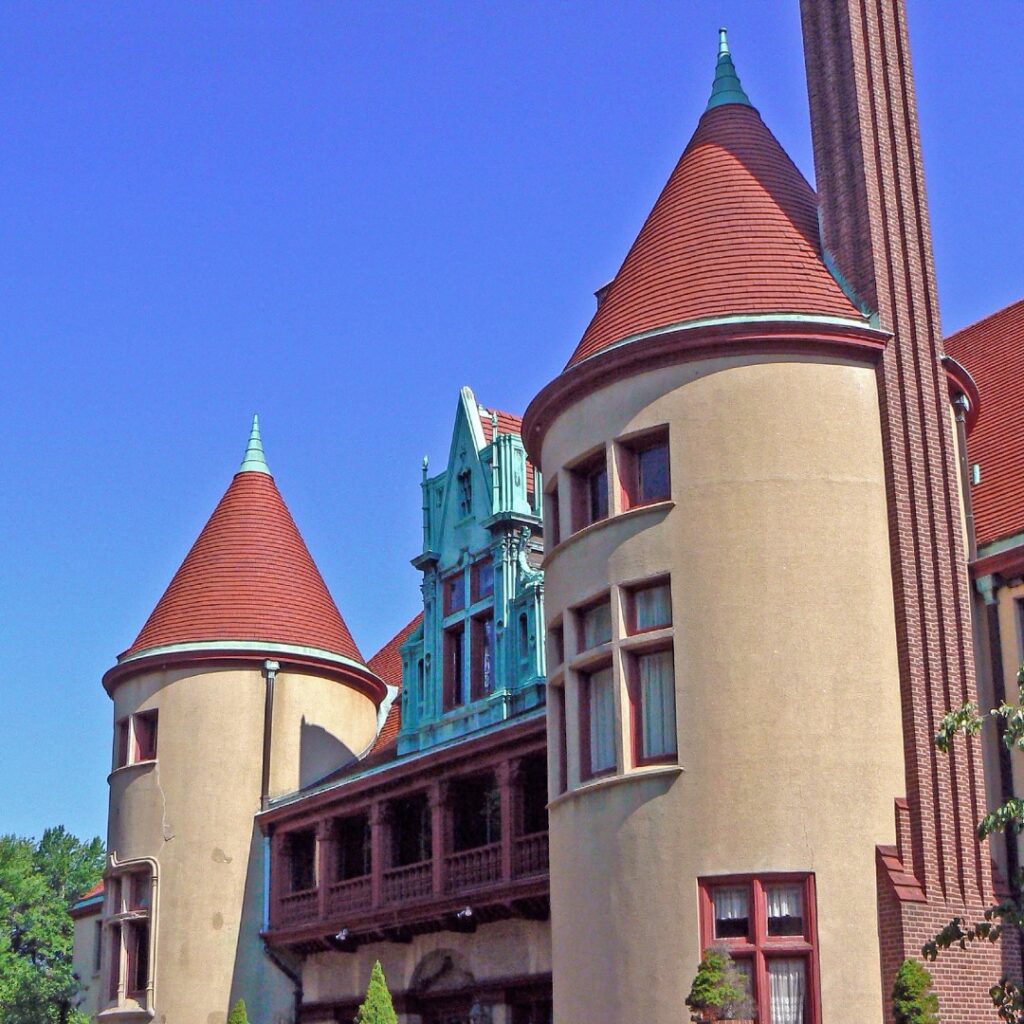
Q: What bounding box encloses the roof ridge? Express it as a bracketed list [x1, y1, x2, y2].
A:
[945, 295, 1024, 341]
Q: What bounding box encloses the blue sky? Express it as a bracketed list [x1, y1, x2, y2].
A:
[2, 2, 1021, 843]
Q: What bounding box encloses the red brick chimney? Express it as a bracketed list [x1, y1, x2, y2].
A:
[800, 2, 1017, 1020]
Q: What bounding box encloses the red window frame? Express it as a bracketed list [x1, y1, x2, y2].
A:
[133, 711, 158, 763]
[624, 577, 672, 635]
[442, 622, 466, 712]
[698, 874, 821, 1024]
[125, 919, 150, 998]
[578, 661, 615, 781]
[626, 643, 677, 767]
[470, 610, 495, 700]
[618, 428, 670, 510]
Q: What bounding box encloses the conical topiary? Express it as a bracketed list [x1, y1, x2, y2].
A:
[354, 960, 398, 1024]
[892, 959, 940, 1024]
[227, 999, 249, 1024]
[686, 945, 752, 1023]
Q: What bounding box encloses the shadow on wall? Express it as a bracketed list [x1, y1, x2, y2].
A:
[230, 823, 299, 1024]
[300, 718, 356, 790]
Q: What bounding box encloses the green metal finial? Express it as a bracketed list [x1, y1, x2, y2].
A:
[706, 27, 752, 111]
[239, 414, 271, 475]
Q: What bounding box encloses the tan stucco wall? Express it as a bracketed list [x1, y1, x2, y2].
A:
[539, 354, 906, 1023]
[302, 919, 551, 1019]
[72, 910, 103, 1019]
[104, 663, 378, 1024]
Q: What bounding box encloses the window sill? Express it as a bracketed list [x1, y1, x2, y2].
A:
[618, 627, 674, 652]
[567, 643, 614, 673]
[548, 763, 683, 809]
[543, 500, 674, 568]
[107, 760, 157, 783]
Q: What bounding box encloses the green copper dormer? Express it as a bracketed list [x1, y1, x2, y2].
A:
[239, 414, 271, 475]
[706, 28, 753, 111]
[400, 387, 546, 756]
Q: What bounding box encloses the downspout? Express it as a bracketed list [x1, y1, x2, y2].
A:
[260, 660, 280, 812]
[952, 393, 977, 562]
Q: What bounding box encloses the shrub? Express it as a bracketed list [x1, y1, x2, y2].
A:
[227, 1000, 249, 1024]
[686, 945, 752, 1022]
[892, 958, 939, 1024]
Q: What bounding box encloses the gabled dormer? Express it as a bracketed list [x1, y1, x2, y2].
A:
[400, 387, 545, 754]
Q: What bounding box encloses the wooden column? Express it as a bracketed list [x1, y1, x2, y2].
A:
[316, 819, 333, 922]
[370, 802, 386, 909]
[498, 761, 514, 884]
[430, 781, 447, 896]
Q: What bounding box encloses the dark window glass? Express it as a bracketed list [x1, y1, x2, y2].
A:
[336, 814, 371, 880]
[134, 711, 158, 762]
[471, 613, 495, 699]
[519, 754, 549, 836]
[451, 774, 501, 851]
[445, 574, 465, 614]
[288, 831, 317, 892]
[473, 560, 494, 600]
[391, 793, 431, 866]
[637, 442, 670, 503]
[588, 466, 609, 523]
[127, 920, 149, 994]
[443, 624, 465, 711]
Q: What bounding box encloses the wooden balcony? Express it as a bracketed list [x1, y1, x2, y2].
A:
[260, 716, 549, 953]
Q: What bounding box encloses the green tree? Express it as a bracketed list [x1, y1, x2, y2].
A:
[892, 958, 939, 1024]
[0, 827, 104, 1024]
[928, 663, 1024, 1021]
[354, 960, 398, 1024]
[227, 998, 250, 1024]
[685, 945, 752, 1023]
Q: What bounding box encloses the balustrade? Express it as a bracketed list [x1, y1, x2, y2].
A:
[382, 860, 433, 903]
[276, 888, 318, 928]
[446, 841, 502, 893]
[327, 875, 372, 916]
[513, 831, 549, 878]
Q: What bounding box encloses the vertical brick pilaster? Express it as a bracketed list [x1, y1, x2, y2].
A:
[800, 1, 1013, 1016]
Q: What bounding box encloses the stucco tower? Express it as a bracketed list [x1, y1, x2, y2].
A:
[800, 2, 1017, 1017]
[99, 419, 386, 1022]
[523, 35, 911, 1023]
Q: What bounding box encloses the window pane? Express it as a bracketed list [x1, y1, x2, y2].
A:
[713, 885, 750, 939]
[582, 603, 612, 649]
[130, 873, 151, 911]
[634, 583, 671, 631]
[768, 958, 806, 1024]
[588, 668, 615, 773]
[637, 443, 670, 502]
[766, 884, 805, 936]
[588, 467, 608, 522]
[639, 650, 676, 758]
[446, 575, 465, 614]
[474, 560, 494, 599]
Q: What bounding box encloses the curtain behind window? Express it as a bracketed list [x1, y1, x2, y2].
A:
[588, 668, 615, 772]
[768, 959, 806, 1024]
[639, 650, 676, 756]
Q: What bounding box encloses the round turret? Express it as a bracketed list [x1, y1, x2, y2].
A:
[523, 35, 905, 1024]
[99, 418, 385, 1023]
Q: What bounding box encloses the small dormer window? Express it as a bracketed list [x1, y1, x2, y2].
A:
[457, 469, 473, 517]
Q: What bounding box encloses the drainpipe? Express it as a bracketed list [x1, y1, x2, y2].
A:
[260, 660, 280, 811]
[953, 393, 977, 561]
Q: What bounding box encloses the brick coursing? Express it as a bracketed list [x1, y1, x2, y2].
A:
[801, 0, 1020, 1017]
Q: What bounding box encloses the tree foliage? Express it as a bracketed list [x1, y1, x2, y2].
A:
[928, 664, 1024, 1021]
[354, 960, 398, 1024]
[892, 958, 939, 1024]
[227, 998, 250, 1024]
[0, 826, 104, 1024]
[686, 945, 753, 1023]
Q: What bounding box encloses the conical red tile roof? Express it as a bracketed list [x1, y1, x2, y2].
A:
[566, 102, 863, 368]
[122, 469, 363, 663]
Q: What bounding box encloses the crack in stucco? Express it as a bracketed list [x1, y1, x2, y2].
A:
[153, 760, 175, 842]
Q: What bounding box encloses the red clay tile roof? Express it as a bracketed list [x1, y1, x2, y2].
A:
[70, 880, 105, 918]
[946, 297, 1024, 548]
[123, 470, 363, 663]
[367, 613, 422, 755]
[566, 103, 862, 368]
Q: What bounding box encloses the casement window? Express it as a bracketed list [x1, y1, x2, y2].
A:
[580, 666, 616, 778]
[471, 612, 496, 700]
[106, 868, 154, 1005]
[451, 773, 501, 851]
[629, 648, 677, 764]
[699, 875, 820, 1024]
[551, 686, 569, 795]
[472, 559, 494, 602]
[114, 711, 159, 770]
[577, 599, 612, 652]
[287, 831, 318, 893]
[619, 429, 670, 509]
[626, 579, 672, 634]
[93, 919, 103, 975]
[545, 486, 561, 548]
[390, 792, 432, 867]
[444, 573, 466, 615]
[571, 451, 609, 532]
[443, 622, 466, 711]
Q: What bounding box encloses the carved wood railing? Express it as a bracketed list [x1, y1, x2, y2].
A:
[276, 888, 318, 927]
[326, 875, 372, 917]
[446, 842, 502, 893]
[513, 831, 549, 878]
[382, 860, 433, 903]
